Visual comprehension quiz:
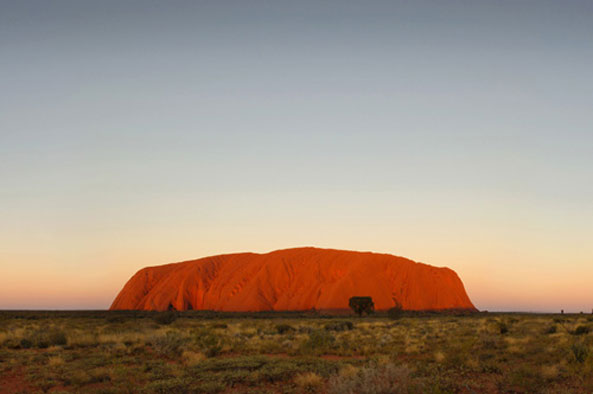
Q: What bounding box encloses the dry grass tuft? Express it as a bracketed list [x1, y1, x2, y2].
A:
[48, 356, 65, 367]
[339, 364, 359, 378]
[434, 351, 445, 363]
[182, 350, 206, 366]
[294, 372, 324, 392]
[541, 364, 560, 380]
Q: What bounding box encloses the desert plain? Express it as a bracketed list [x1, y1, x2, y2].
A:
[1, 310, 592, 393]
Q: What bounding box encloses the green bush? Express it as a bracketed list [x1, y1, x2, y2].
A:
[388, 300, 404, 320]
[571, 342, 588, 363]
[153, 311, 178, 325]
[20, 328, 67, 349]
[258, 360, 300, 382]
[48, 330, 67, 346]
[324, 321, 354, 331]
[105, 314, 127, 324]
[300, 330, 335, 354]
[192, 356, 266, 373]
[195, 329, 223, 358]
[298, 327, 312, 334]
[19, 338, 33, 349]
[543, 325, 557, 334]
[276, 324, 295, 334]
[193, 381, 227, 393]
[142, 377, 196, 394]
[573, 325, 590, 336]
[151, 332, 187, 357]
[505, 365, 544, 392]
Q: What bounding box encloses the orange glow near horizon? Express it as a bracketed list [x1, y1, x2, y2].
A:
[2, 199, 592, 312]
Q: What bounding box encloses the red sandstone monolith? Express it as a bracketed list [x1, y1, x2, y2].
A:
[110, 247, 477, 312]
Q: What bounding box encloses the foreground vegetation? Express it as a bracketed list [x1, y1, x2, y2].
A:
[1, 311, 592, 393]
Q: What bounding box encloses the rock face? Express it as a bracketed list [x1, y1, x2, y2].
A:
[110, 247, 477, 312]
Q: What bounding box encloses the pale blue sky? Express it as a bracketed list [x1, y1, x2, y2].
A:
[1, 1, 592, 311]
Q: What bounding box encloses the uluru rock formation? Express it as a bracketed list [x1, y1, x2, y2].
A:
[110, 247, 476, 312]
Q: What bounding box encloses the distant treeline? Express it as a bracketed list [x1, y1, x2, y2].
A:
[1, 308, 484, 321]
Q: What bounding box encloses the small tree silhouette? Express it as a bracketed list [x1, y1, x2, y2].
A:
[349, 296, 375, 316]
[388, 299, 404, 320]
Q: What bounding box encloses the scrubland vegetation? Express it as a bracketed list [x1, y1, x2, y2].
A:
[1, 311, 593, 393]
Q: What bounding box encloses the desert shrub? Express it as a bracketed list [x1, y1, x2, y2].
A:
[193, 381, 227, 393]
[105, 314, 127, 324]
[211, 369, 252, 385]
[349, 297, 375, 317]
[298, 327, 312, 334]
[21, 328, 67, 348]
[48, 329, 67, 346]
[60, 365, 111, 387]
[300, 330, 335, 354]
[387, 308, 403, 320]
[497, 321, 508, 335]
[153, 311, 177, 325]
[143, 360, 176, 381]
[480, 360, 502, 374]
[544, 325, 557, 334]
[65, 369, 94, 386]
[189, 355, 340, 387]
[68, 332, 99, 348]
[541, 364, 560, 381]
[328, 362, 410, 394]
[388, 301, 404, 320]
[181, 350, 206, 367]
[19, 338, 33, 349]
[151, 332, 186, 357]
[325, 321, 354, 332]
[47, 356, 64, 367]
[205, 346, 222, 358]
[505, 365, 544, 392]
[142, 377, 196, 394]
[276, 324, 295, 334]
[211, 323, 228, 329]
[193, 356, 267, 372]
[258, 360, 301, 382]
[573, 325, 590, 336]
[255, 358, 341, 383]
[195, 329, 223, 358]
[479, 333, 498, 350]
[294, 372, 324, 392]
[88, 367, 112, 384]
[571, 342, 589, 363]
[294, 358, 343, 377]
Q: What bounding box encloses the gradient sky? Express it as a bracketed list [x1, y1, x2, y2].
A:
[1, 1, 592, 312]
